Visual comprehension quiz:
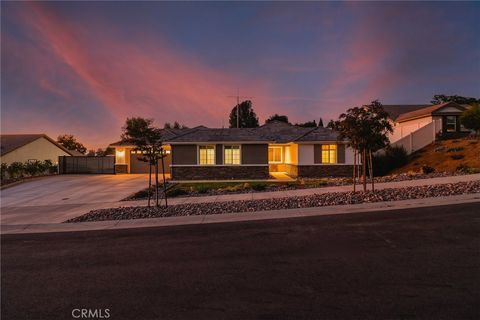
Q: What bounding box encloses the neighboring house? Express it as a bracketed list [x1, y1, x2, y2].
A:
[383, 102, 468, 153]
[0, 134, 74, 165]
[110, 121, 355, 180]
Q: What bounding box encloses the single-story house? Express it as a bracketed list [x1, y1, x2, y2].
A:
[383, 102, 469, 143]
[0, 134, 74, 165]
[110, 121, 355, 180]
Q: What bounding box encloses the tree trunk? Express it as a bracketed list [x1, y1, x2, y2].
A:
[353, 149, 357, 192]
[147, 161, 152, 208]
[369, 150, 374, 192]
[161, 153, 168, 208]
[155, 158, 159, 207]
[362, 150, 367, 192]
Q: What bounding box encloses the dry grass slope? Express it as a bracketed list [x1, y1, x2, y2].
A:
[394, 138, 480, 174]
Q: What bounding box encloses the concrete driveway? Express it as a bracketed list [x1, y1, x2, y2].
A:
[1, 174, 148, 225]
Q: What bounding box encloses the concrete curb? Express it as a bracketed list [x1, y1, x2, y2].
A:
[2, 193, 479, 235]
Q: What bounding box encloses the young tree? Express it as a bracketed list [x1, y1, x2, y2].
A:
[57, 134, 87, 154]
[121, 117, 168, 207]
[335, 100, 393, 192]
[318, 118, 324, 127]
[228, 100, 259, 128]
[460, 103, 480, 136]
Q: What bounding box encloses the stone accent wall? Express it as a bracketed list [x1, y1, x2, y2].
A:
[297, 165, 353, 178]
[115, 164, 128, 174]
[171, 166, 269, 180]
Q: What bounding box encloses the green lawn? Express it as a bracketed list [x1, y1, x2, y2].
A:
[125, 178, 348, 200]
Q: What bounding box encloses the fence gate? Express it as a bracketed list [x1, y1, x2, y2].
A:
[59, 156, 115, 174]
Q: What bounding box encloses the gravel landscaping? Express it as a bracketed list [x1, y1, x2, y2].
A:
[123, 171, 476, 200]
[67, 180, 480, 223]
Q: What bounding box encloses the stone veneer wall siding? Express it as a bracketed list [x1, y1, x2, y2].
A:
[171, 165, 269, 180]
[115, 164, 128, 174]
[297, 165, 353, 178]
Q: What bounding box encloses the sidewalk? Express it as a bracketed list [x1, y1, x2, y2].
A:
[2, 193, 479, 235]
[1, 173, 479, 226]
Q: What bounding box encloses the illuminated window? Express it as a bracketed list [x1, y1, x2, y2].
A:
[321, 144, 337, 164]
[268, 146, 282, 163]
[224, 145, 240, 165]
[199, 145, 215, 165]
[446, 116, 456, 132]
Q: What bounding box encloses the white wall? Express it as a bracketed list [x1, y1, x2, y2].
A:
[390, 116, 433, 143]
[345, 146, 355, 165]
[1, 137, 71, 165]
[284, 144, 298, 164]
[391, 120, 441, 154]
[297, 143, 354, 165]
[298, 144, 314, 165]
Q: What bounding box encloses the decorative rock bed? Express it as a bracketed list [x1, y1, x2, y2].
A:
[67, 180, 480, 223]
[123, 172, 475, 201]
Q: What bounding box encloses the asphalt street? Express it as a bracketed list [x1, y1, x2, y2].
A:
[2, 202, 479, 320]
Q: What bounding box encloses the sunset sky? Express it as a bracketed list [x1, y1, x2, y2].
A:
[2, 1, 479, 149]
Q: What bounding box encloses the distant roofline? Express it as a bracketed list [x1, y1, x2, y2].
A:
[0, 133, 75, 156]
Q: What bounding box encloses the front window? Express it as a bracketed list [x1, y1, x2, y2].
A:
[199, 145, 215, 165]
[446, 116, 456, 132]
[224, 145, 240, 165]
[268, 146, 282, 163]
[321, 144, 337, 164]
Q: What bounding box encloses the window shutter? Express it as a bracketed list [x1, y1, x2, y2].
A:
[337, 144, 345, 164]
[216, 144, 223, 165]
[314, 144, 322, 164]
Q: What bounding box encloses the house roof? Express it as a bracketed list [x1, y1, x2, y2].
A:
[109, 127, 197, 147]
[382, 104, 431, 121]
[0, 134, 74, 156]
[257, 120, 338, 143]
[395, 102, 466, 123]
[165, 126, 269, 143]
[109, 121, 341, 146]
[164, 121, 339, 144]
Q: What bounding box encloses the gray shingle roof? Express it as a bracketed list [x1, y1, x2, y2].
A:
[1, 134, 74, 156]
[395, 102, 465, 122]
[110, 127, 197, 146]
[165, 121, 339, 143]
[382, 105, 431, 121]
[166, 127, 269, 143]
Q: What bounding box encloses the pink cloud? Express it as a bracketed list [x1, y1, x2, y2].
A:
[16, 2, 280, 137]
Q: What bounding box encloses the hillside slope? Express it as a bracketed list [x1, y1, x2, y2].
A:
[393, 138, 480, 174]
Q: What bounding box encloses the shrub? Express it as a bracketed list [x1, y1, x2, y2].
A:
[196, 185, 210, 194]
[251, 183, 267, 191]
[373, 146, 409, 176]
[437, 132, 469, 140]
[460, 104, 480, 135]
[1, 163, 7, 180]
[7, 162, 24, 179]
[421, 165, 435, 174]
[24, 161, 42, 176]
[167, 188, 189, 197]
[446, 147, 464, 153]
[456, 164, 470, 173]
[450, 154, 465, 160]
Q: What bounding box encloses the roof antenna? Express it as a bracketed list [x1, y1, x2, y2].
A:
[227, 89, 252, 128]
